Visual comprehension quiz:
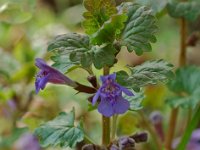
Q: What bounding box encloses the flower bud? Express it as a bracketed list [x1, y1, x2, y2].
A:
[150, 111, 164, 141]
[118, 136, 135, 150]
[82, 144, 106, 150]
[87, 75, 97, 88]
[130, 132, 148, 143]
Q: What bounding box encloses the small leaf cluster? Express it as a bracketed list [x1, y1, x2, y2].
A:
[48, 0, 158, 73]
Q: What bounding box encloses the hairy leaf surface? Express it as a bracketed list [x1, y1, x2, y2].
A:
[116, 60, 174, 91]
[82, 0, 117, 34]
[47, 33, 91, 72]
[92, 44, 117, 69]
[120, 3, 158, 55]
[91, 13, 127, 44]
[124, 91, 145, 111]
[34, 109, 84, 148]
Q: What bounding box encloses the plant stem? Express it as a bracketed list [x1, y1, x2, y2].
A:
[85, 66, 94, 75]
[179, 17, 193, 149]
[165, 17, 187, 150]
[186, 107, 192, 127]
[111, 115, 118, 140]
[103, 66, 110, 75]
[102, 116, 110, 145]
[179, 18, 187, 66]
[139, 111, 163, 150]
[74, 82, 96, 94]
[165, 108, 179, 150]
[102, 66, 110, 146]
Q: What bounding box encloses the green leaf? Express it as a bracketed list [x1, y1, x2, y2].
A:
[50, 55, 80, 73]
[124, 91, 145, 111]
[47, 33, 91, 73]
[116, 70, 130, 86]
[120, 3, 158, 55]
[91, 13, 128, 45]
[92, 44, 117, 69]
[116, 60, 174, 91]
[166, 66, 200, 108]
[167, 1, 200, 21]
[0, 0, 35, 24]
[166, 89, 200, 108]
[48, 33, 118, 71]
[168, 66, 200, 95]
[136, 0, 167, 15]
[80, 52, 93, 68]
[34, 108, 84, 148]
[82, 0, 117, 35]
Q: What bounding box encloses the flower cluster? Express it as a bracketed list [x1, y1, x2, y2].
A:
[34, 59, 134, 117]
[92, 73, 134, 117]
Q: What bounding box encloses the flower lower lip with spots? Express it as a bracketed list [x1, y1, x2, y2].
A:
[92, 73, 134, 117]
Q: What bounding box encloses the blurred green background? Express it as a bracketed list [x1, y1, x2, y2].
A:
[0, 0, 199, 150]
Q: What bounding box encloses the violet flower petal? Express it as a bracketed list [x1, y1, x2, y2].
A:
[109, 73, 116, 80]
[100, 72, 116, 83]
[95, 73, 134, 116]
[113, 96, 130, 114]
[35, 58, 77, 94]
[39, 74, 50, 89]
[98, 99, 114, 117]
[92, 90, 100, 105]
[35, 58, 52, 71]
[120, 86, 134, 96]
[35, 74, 49, 94]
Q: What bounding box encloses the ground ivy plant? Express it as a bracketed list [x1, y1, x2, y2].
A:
[33, 1, 174, 149]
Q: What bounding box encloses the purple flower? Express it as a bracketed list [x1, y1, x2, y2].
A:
[118, 136, 135, 149]
[150, 111, 164, 141]
[92, 73, 134, 117]
[35, 58, 77, 94]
